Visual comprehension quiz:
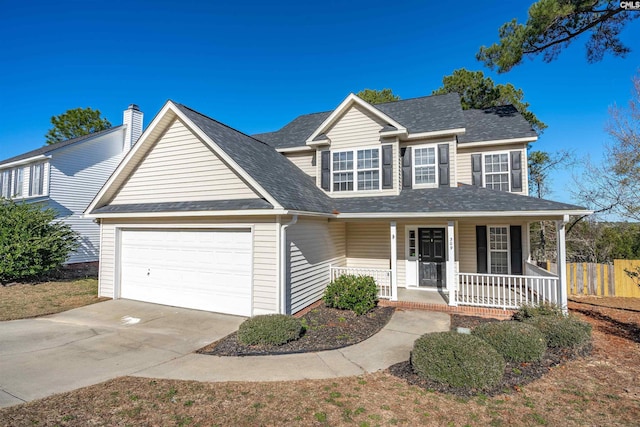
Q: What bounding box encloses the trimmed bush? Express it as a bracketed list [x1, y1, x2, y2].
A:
[0, 199, 78, 283]
[524, 315, 592, 349]
[473, 321, 547, 362]
[411, 331, 506, 390]
[237, 314, 304, 346]
[324, 274, 378, 315]
[512, 303, 563, 321]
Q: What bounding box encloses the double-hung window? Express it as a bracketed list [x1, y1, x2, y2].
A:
[332, 148, 380, 192]
[12, 168, 23, 197]
[484, 153, 509, 191]
[29, 162, 45, 197]
[413, 146, 437, 186]
[0, 170, 10, 198]
[488, 226, 509, 274]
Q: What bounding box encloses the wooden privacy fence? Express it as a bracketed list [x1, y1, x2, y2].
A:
[547, 260, 640, 298]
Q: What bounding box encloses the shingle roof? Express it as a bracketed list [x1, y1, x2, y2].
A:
[333, 186, 585, 215]
[253, 94, 539, 149]
[92, 198, 273, 214]
[173, 103, 334, 213]
[458, 106, 537, 143]
[0, 126, 123, 166]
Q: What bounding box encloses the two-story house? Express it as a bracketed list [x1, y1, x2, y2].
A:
[86, 95, 589, 317]
[0, 105, 143, 266]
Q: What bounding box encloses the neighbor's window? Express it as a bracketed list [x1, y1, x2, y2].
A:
[414, 146, 436, 186]
[29, 163, 45, 196]
[484, 153, 509, 191]
[0, 170, 10, 198]
[332, 148, 381, 192]
[12, 168, 23, 197]
[489, 226, 509, 274]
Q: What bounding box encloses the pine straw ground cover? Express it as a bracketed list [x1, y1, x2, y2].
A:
[2, 298, 639, 426]
[0, 278, 106, 321]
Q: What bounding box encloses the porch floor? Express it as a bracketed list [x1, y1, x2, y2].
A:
[397, 288, 448, 305]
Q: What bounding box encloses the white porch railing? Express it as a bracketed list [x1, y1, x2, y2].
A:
[330, 266, 392, 299]
[457, 267, 560, 310]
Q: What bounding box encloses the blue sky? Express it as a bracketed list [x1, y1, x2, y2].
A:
[1, 1, 638, 205]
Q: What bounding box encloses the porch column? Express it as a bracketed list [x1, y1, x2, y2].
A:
[556, 215, 568, 314]
[390, 221, 398, 301]
[447, 221, 457, 306]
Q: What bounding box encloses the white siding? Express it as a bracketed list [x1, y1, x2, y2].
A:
[288, 219, 345, 314]
[111, 119, 260, 204]
[48, 130, 125, 263]
[457, 143, 529, 195]
[284, 151, 316, 180]
[345, 222, 391, 270]
[98, 217, 279, 315]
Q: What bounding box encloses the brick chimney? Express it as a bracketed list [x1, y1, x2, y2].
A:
[122, 104, 143, 153]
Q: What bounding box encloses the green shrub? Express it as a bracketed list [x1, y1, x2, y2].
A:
[237, 314, 304, 346]
[324, 274, 378, 315]
[524, 315, 592, 349]
[512, 303, 563, 321]
[411, 331, 506, 390]
[0, 199, 78, 283]
[473, 321, 547, 362]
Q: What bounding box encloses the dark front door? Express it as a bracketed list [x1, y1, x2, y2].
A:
[418, 228, 446, 288]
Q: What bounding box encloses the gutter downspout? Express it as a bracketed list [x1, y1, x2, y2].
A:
[279, 214, 298, 314]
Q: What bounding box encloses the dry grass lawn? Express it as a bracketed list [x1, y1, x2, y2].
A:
[1, 297, 639, 426]
[0, 278, 107, 321]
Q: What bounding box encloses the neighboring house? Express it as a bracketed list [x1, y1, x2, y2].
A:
[86, 94, 590, 317]
[0, 105, 143, 265]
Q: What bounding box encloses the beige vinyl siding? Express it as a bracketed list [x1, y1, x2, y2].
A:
[288, 219, 346, 314]
[97, 217, 278, 314]
[284, 151, 316, 180]
[457, 143, 528, 195]
[326, 105, 386, 150]
[345, 222, 391, 270]
[111, 119, 260, 204]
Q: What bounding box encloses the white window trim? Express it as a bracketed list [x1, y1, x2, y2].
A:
[330, 146, 382, 193]
[29, 162, 47, 197]
[487, 225, 510, 275]
[482, 151, 511, 192]
[0, 169, 11, 198]
[412, 143, 439, 189]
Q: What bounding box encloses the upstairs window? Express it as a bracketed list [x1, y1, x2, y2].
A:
[29, 163, 45, 196]
[12, 168, 23, 197]
[484, 153, 510, 191]
[0, 170, 10, 198]
[331, 148, 381, 192]
[413, 146, 437, 186]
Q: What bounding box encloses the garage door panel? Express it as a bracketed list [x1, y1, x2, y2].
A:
[120, 229, 252, 316]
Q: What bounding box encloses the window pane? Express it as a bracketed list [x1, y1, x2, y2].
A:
[12, 168, 23, 197]
[333, 151, 353, 171]
[415, 147, 435, 166]
[490, 252, 509, 274]
[357, 170, 379, 190]
[357, 149, 379, 170]
[415, 166, 436, 184]
[333, 172, 353, 191]
[0, 171, 10, 198]
[486, 174, 509, 191]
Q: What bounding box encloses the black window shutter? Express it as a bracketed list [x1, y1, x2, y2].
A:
[382, 144, 393, 189]
[402, 147, 412, 189]
[476, 225, 488, 274]
[471, 154, 482, 186]
[320, 150, 330, 191]
[510, 151, 522, 192]
[510, 225, 523, 275]
[438, 143, 450, 187]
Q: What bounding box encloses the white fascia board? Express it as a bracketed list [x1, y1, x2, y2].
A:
[336, 209, 592, 219]
[404, 128, 466, 140]
[306, 139, 331, 147]
[458, 136, 538, 148]
[0, 154, 51, 169]
[276, 146, 314, 153]
[86, 209, 289, 219]
[305, 93, 407, 145]
[86, 102, 177, 215]
[380, 129, 408, 138]
[170, 103, 283, 210]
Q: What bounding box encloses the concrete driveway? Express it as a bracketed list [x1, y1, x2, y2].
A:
[0, 300, 244, 408]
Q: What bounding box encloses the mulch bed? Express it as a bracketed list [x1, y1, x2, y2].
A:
[388, 314, 592, 397]
[198, 305, 395, 356]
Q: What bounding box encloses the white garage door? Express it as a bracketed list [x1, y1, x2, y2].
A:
[119, 229, 252, 316]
